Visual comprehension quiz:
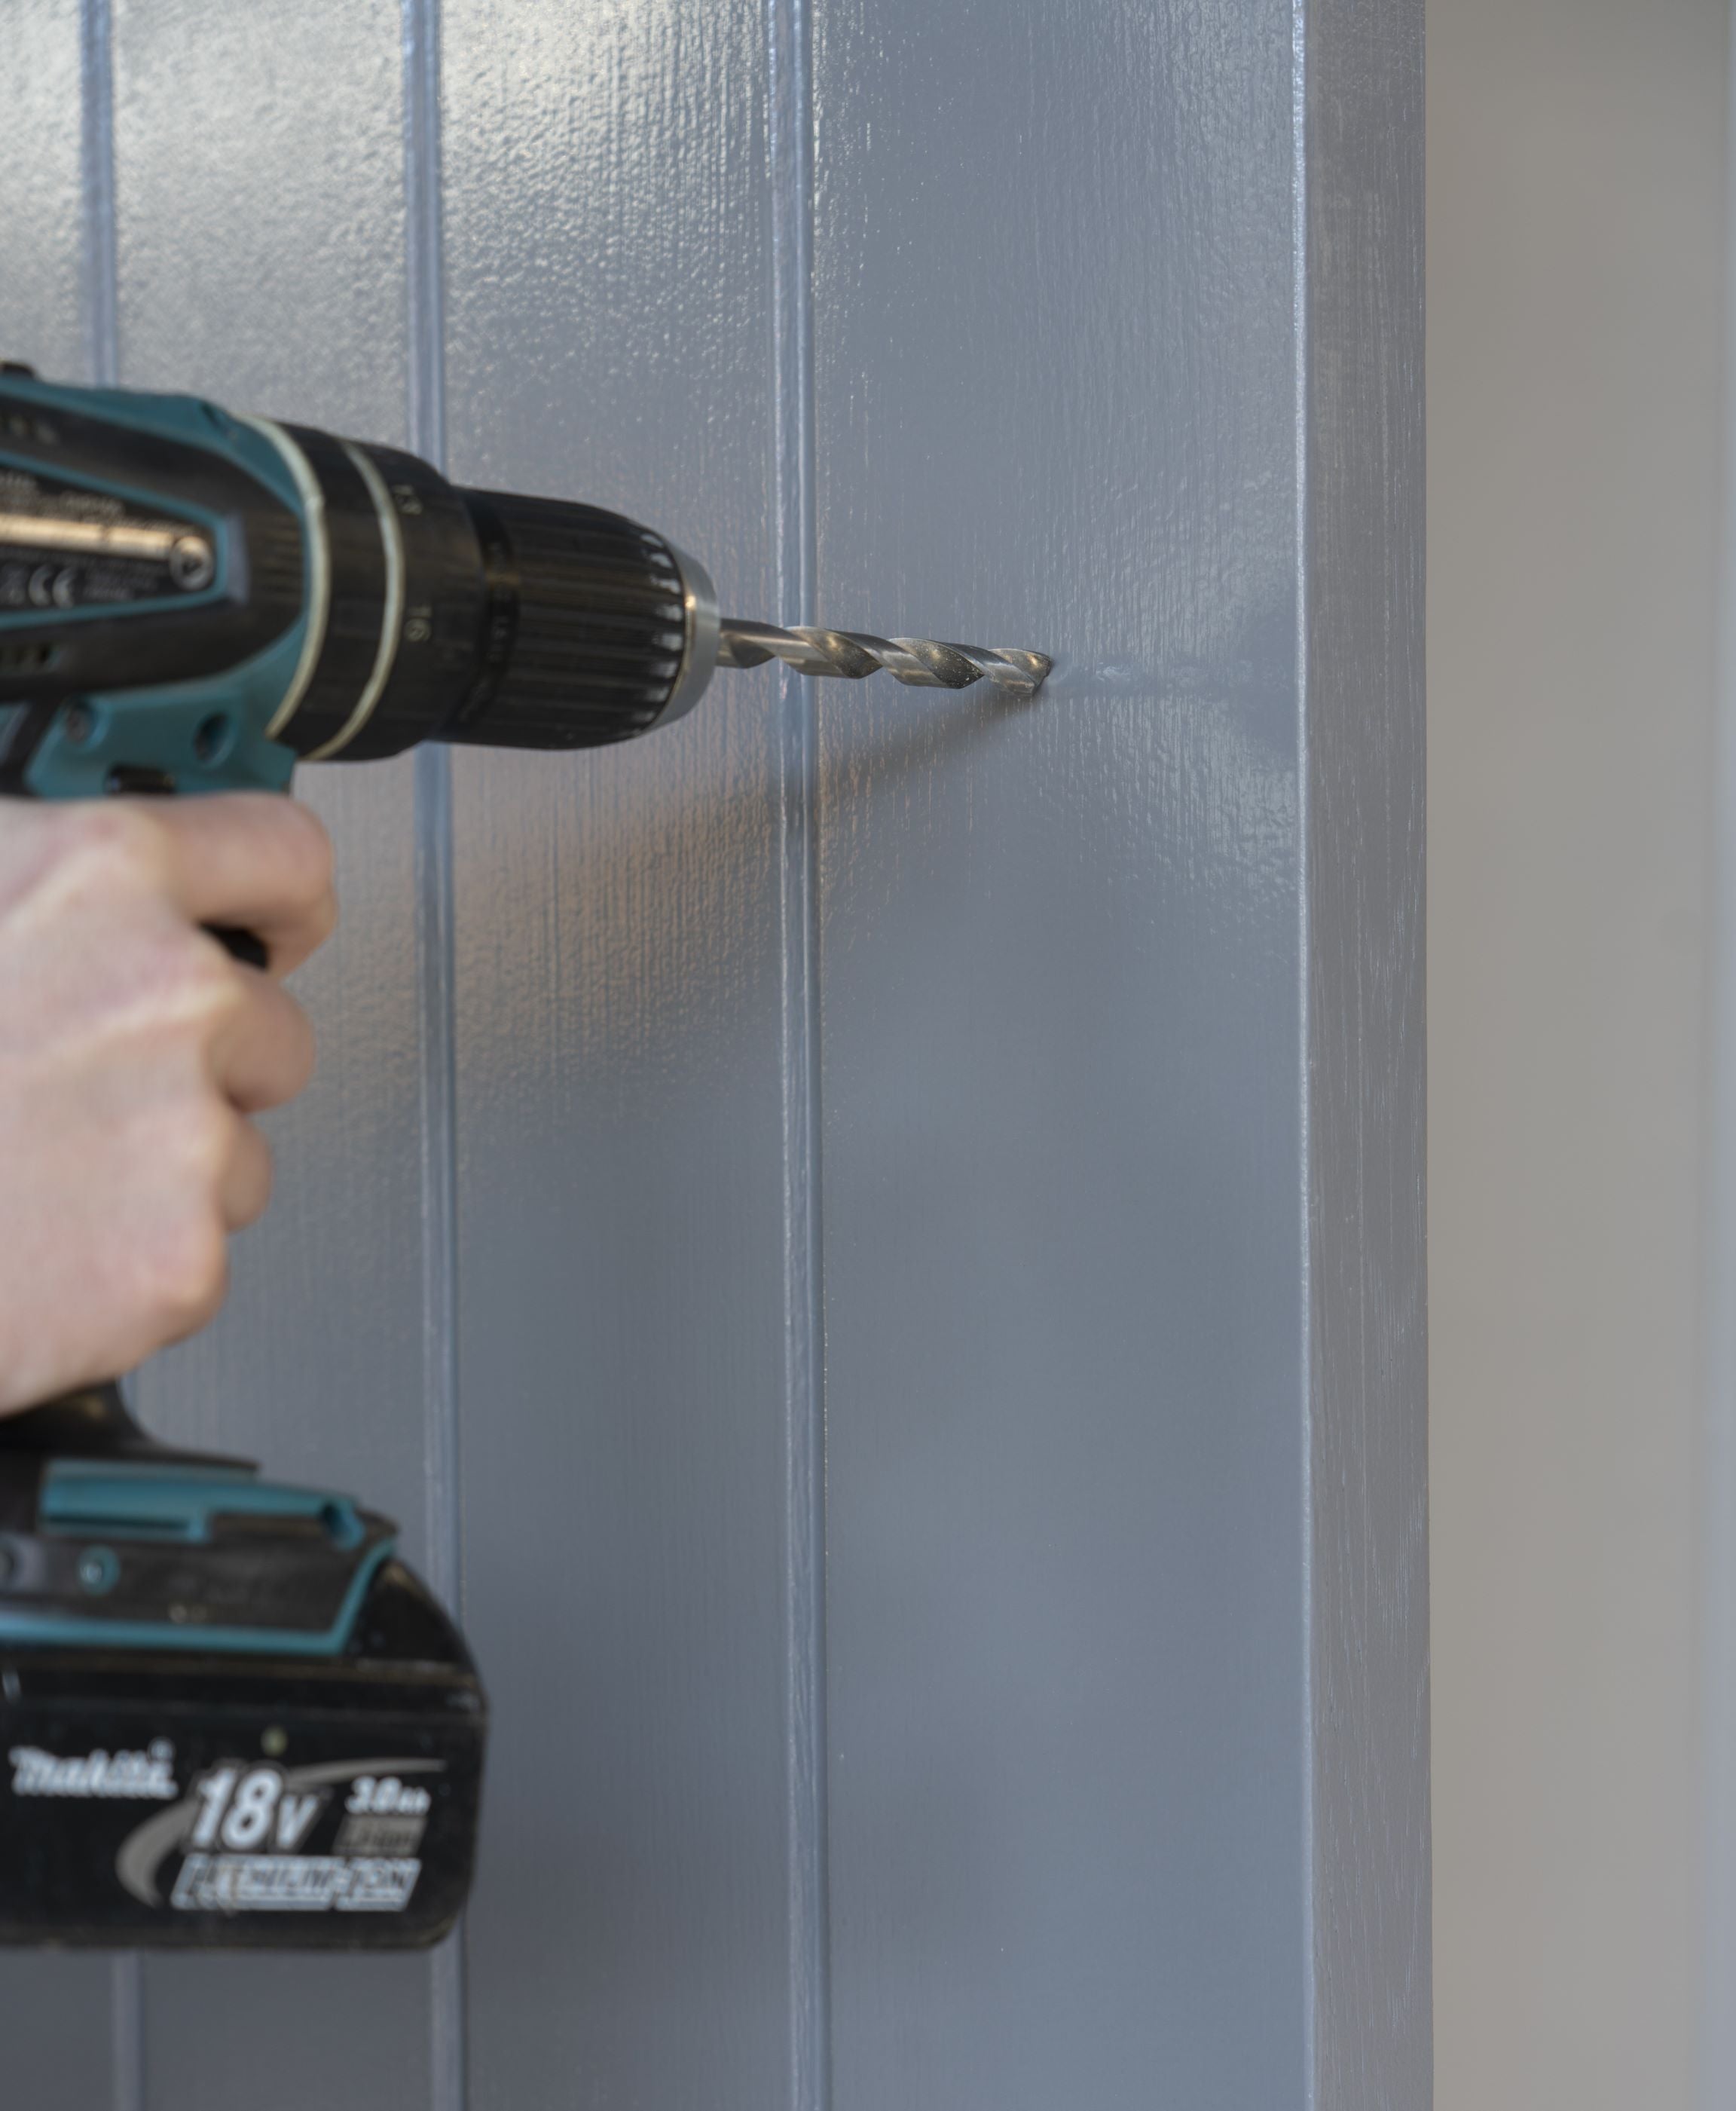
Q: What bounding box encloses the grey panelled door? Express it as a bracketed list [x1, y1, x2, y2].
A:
[1, 1, 1426, 2106]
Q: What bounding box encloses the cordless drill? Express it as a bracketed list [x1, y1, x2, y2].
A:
[0, 367, 1047, 1951]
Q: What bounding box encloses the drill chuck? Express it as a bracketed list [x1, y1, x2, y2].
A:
[439, 488, 717, 753]
[252, 424, 720, 766]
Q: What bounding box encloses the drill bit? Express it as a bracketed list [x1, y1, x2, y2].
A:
[717, 620, 1050, 696]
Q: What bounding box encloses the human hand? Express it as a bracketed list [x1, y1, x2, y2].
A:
[0, 794, 336, 1412]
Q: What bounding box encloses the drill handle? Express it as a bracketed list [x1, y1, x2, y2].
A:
[0, 1381, 152, 1455]
[0, 897, 267, 1458]
[206, 923, 268, 969]
[0, 1380, 248, 1467]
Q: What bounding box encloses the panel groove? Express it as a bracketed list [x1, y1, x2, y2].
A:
[402, 0, 466, 2103]
[1705, 18, 1736, 2092]
[79, 0, 118, 386]
[771, 0, 831, 2102]
[110, 1953, 143, 2111]
[1291, 5, 1318, 2100]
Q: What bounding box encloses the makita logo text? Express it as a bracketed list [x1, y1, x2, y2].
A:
[10, 1742, 177, 1800]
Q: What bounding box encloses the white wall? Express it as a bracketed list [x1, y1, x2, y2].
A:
[1429, 3, 1727, 2105]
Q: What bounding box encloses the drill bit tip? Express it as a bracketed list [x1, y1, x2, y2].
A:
[718, 620, 1050, 696]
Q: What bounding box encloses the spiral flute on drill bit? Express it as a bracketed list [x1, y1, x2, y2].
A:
[717, 621, 1050, 696]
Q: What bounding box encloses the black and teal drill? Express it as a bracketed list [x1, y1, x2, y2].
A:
[0, 366, 733, 1951]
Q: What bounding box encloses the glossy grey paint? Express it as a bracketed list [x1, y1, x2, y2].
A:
[439, 5, 794, 2103]
[811, 0, 1308, 2100]
[0, 2, 1424, 2104]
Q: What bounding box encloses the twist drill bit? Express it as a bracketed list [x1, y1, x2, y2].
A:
[717, 620, 1051, 696]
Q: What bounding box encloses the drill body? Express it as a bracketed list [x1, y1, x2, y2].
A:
[0, 368, 718, 801]
[0, 368, 723, 1951]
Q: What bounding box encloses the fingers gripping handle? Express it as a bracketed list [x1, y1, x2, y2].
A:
[8, 929, 263, 1436]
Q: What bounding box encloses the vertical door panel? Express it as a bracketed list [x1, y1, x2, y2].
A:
[811, 3, 1310, 2105]
[106, 3, 434, 2103]
[0, 2, 1425, 2100]
[437, 5, 793, 2104]
[0, 4, 124, 2087]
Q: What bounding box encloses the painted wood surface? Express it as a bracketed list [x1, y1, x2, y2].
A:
[0, 1, 1426, 2103]
[437, 5, 799, 2104]
[810, 2, 1310, 2104]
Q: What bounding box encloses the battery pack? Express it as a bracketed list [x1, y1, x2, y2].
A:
[0, 1390, 485, 1949]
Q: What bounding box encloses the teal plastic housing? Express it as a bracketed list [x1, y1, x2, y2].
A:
[41, 1459, 367, 1551]
[0, 1458, 394, 1657]
[0, 378, 308, 797]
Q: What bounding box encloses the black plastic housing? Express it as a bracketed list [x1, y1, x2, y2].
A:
[439, 489, 688, 750]
[267, 438, 695, 762]
[0, 1568, 486, 1949]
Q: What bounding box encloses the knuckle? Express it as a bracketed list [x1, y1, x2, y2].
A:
[234, 1130, 275, 1227]
[239, 986, 314, 1107]
[44, 800, 168, 890]
[282, 997, 316, 1088]
[306, 883, 339, 948]
[276, 1048, 314, 1109]
[169, 1091, 238, 1182]
[272, 797, 335, 898]
[146, 1205, 228, 1335]
[145, 1097, 236, 1320]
